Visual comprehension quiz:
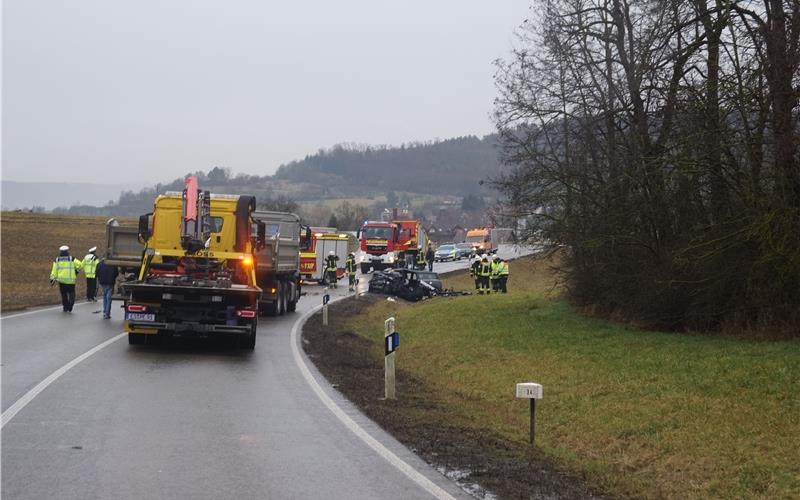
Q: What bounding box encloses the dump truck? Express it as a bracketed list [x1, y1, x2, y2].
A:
[121, 176, 265, 349]
[251, 210, 302, 316]
[104, 218, 145, 300]
[357, 219, 428, 273]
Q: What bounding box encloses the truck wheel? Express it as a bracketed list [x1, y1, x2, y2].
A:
[287, 283, 297, 313]
[128, 333, 144, 345]
[278, 284, 286, 315]
[266, 282, 282, 317]
[360, 263, 370, 274]
[243, 320, 257, 350]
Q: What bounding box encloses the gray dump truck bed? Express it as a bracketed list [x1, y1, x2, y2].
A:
[250, 210, 302, 315]
[251, 211, 300, 273]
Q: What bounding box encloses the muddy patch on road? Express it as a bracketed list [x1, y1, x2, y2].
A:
[303, 295, 605, 499]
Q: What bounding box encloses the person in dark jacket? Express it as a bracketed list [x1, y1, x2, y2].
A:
[345, 253, 357, 291]
[95, 258, 119, 319]
[425, 245, 435, 271]
[324, 251, 339, 288]
[469, 256, 481, 291]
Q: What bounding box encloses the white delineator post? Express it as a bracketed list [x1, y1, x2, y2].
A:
[384, 317, 397, 400]
[516, 383, 543, 444]
[322, 287, 330, 326]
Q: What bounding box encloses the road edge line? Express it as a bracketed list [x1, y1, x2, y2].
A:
[290, 300, 457, 500]
[1, 332, 126, 428]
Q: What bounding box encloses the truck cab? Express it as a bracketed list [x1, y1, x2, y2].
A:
[122, 180, 264, 349]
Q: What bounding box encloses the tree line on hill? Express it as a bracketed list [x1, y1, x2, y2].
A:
[53, 136, 501, 217]
[273, 136, 501, 195]
[494, 0, 799, 336]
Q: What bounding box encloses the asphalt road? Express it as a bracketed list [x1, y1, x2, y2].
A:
[1, 286, 470, 499]
[1, 244, 532, 499]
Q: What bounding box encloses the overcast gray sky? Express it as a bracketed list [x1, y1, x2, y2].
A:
[3, 1, 528, 185]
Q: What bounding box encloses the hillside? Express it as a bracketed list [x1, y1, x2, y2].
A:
[49, 135, 503, 217]
[274, 135, 501, 196]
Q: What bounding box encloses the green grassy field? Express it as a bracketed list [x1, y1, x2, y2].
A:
[347, 256, 800, 499]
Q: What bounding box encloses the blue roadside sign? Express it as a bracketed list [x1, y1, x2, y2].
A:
[385, 331, 399, 355]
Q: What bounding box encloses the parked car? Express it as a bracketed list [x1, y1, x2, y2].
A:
[455, 243, 474, 260]
[434, 244, 457, 262]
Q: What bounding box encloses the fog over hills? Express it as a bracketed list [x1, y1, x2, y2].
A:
[0, 181, 145, 211]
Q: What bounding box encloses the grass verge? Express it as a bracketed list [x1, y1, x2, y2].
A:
[339, 255, 800, 499]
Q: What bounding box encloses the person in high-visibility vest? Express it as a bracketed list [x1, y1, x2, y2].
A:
[478, 256, 492, 295]
[49, 245, 82, 312]
[345, 252, 357, 291]
[83, 246, 99, 302]
[324, 251, 339, 288]
[490, 255, 501, 293]
[497, 258, 509, 293]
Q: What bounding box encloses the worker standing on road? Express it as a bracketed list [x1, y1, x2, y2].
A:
[83, 246, 99, 302]
[324, 251, 339, 288]
[478, 256, 492, 295]
[345, 252, 357, 292]
[425, 244, 435, 271]
[50, 245, 81, 312]
[96, 258, 119, 319]
[498, 258, 509, 293]
[470, 256, 481, 291]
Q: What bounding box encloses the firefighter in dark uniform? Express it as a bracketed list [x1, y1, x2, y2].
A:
[469, 256, 481, 291]
[415, 245, 425, 270]
[324, 251, 339, 288]
[345, 252, 357, 291]
[478, 256, 492, 295]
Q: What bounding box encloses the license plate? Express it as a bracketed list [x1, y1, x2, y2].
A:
[125, 312, 155, 322]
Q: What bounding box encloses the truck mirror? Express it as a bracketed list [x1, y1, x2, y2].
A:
[257, 222, 266, 250]
[138, 214, 151, 243]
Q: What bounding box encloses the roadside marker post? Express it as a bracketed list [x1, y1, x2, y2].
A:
[516, 383, 543, 444]
[322, 288, 330, 326]
[384, 317, 399, 400]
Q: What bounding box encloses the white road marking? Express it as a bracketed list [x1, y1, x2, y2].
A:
[290, 300, 457, 500]
[1, 301, 91, 320]
[1, 333, 126, 428]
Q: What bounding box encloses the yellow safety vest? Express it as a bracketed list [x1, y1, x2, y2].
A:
[499, 263, 509, 276]
[83, 254, 99, 278]
[50, 256, 79, 285]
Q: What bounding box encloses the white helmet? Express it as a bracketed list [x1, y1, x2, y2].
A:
[59, 245, 69, 252]
[88, 246, 97, 253]
[329, 251, 334, 256]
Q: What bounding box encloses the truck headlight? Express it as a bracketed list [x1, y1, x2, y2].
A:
[387, 254, 395, 263]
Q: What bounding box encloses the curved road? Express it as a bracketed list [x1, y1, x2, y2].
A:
[1, 245, 530, 499]
[1, 289, 470, 499]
